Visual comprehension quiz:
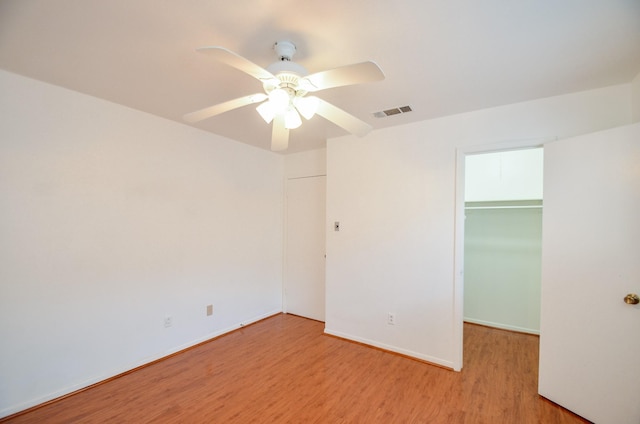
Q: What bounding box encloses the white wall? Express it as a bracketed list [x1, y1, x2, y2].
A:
[325, 84, 632, 368]
[284, 148, 326, 178]
[465, 148, 543, 202]
[0, 70, 284, 417]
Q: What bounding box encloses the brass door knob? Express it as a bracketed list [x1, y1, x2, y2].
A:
[624, 293, 639, 305]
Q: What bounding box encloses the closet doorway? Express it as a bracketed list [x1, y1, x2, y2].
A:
[462, 148, 544, 335]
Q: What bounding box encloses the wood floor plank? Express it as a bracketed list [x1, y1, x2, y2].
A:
[2, 314, 591, 423]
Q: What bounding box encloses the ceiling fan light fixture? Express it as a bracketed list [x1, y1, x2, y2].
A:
[268, 88, 290, 113]
[256, 101, 275, 124]
[294, 96, 319, 120]
[284, 107, 302, 129]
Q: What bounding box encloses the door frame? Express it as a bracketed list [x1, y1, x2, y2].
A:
[452, 137, 555, 371]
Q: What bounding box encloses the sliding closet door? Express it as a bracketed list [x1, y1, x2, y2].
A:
[539, 123, 640, 423]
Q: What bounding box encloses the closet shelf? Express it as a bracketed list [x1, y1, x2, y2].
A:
[465, 205, 543, 210]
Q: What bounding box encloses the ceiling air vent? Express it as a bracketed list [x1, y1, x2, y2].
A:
[373, 105, 413, 118]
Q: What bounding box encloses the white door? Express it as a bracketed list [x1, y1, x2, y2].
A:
[284, 176, 326, 321]
[539, 123, 640, 424]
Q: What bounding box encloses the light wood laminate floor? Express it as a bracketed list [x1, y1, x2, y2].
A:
[3, 313, 590, 423]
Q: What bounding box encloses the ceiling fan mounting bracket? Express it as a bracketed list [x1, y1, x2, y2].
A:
[273, 41, 296, 61]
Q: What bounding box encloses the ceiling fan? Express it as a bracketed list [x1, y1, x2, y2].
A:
[183, 41, 385, 151]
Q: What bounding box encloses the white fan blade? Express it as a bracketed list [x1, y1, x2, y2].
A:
[183, 93, 267, 123]
[313, 97, 372, 137]
[299, 61, 384, 92]
[271, 114, 289, 151]
[197, 46, 277, 83]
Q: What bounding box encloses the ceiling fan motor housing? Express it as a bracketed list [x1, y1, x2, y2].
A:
[265, 41, 309, 96]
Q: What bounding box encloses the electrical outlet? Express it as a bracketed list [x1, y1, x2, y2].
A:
[164, 316, 173, 328]
[388, 313, 395, 325]
[206, 305, 213, 316]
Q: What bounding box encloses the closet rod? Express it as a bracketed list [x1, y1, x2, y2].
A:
[465, 205, 543, 210]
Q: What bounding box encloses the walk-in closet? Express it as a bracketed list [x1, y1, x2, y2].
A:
[463, 148, 543, 334]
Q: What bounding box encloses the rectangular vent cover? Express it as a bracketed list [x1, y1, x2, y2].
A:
[373, 105, 413, 118]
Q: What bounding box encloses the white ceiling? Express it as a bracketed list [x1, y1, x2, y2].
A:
[1, 0, 639, 154]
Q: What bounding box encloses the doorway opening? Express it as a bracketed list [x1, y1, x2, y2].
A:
[463, 148, 543, 335]
[453, 139, 549, 371]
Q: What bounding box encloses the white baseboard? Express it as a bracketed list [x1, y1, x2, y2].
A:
[463, 317, 540, 335]
[323, 328, 454, 370]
